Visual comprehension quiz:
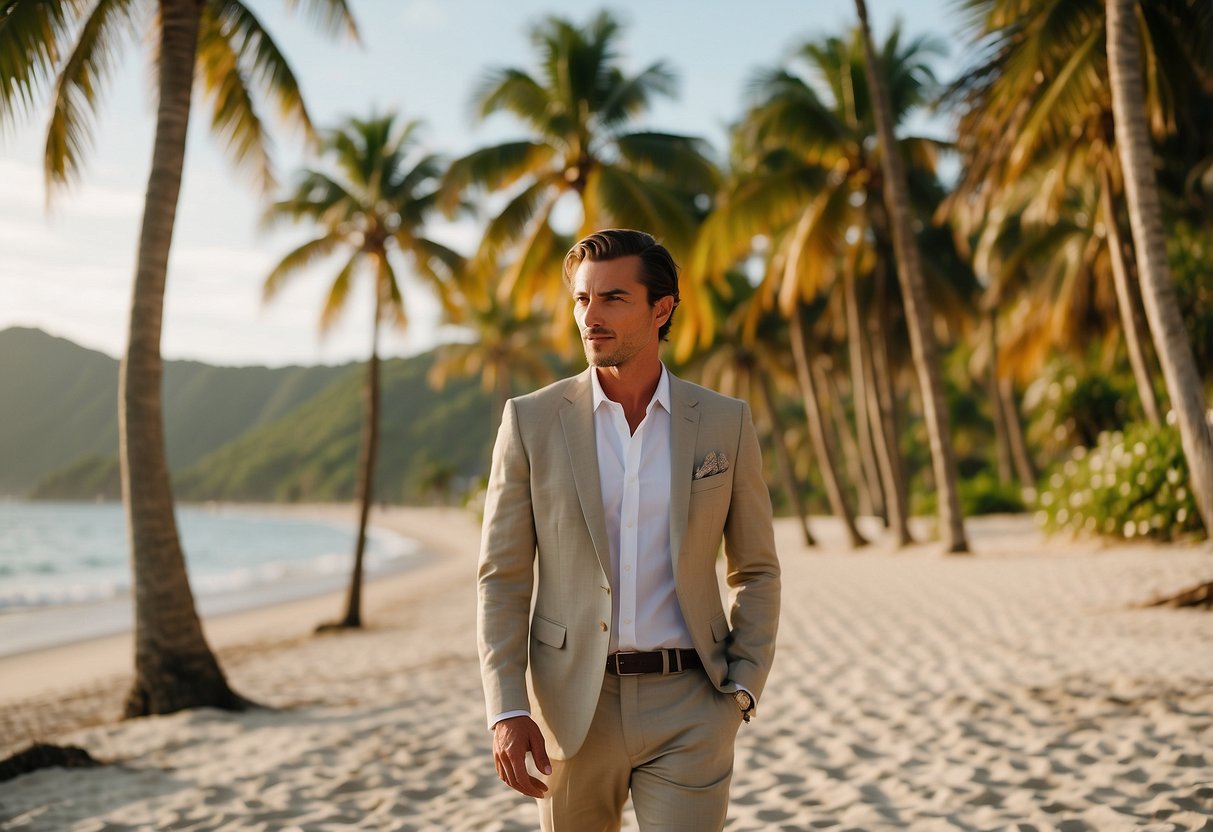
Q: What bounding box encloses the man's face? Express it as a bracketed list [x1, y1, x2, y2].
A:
[571, 256, 671, 369]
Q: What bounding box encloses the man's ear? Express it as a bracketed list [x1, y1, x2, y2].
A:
[654, 295, 674, 328]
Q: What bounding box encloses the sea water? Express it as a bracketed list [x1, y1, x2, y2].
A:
[0, 501, 420, 655]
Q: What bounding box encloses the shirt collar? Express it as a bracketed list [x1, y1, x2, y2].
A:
[590, 364, 671, 415]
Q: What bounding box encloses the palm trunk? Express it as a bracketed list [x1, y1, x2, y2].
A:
[789, 307, 868, 548]
[330, 306, 383, 630]
[757, 373, 815, 547]
[1099, 164, 1161, 425]
[123, 0, 245, 717]
[845, 266, 887, 523]
[855, 0, 969, 553]
[986, 312, 1013, 485]
[1107, 0, 1213, 534]
[998, 377, 1036, 493]
[869, 232, 912, 546]
[818, 359, 875, 518]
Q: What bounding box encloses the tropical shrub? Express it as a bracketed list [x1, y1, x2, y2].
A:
[1035, 419, 1206, 542]
[911, 469, 1027, 517]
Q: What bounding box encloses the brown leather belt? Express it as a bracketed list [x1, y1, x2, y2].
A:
[606, 648, 703, 676]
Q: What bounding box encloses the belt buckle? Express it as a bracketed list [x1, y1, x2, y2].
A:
[612, 652, 645, 676]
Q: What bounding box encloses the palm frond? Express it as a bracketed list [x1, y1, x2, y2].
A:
[0, 0, 90, 121]
[211, 1, 314, 140]
[41, 0, 139, 191]
[265, 168, 358, 228]
[262, 231, 347, 301]
[474, 176, 559, 268]
[613, 131, 718, 193]
[440, 140, 556, 213]
[318, 249, 360, 332]
[592, 164, 697, 255]
[197, 4, 275, 194]
[377, 253, 406, 329]
[598, 60, 678, 127]
[473, 67, 548, 127]
[281, 0, 358, 43]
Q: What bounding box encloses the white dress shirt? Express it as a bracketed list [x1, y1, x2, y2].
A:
[590, 365, 693, 652]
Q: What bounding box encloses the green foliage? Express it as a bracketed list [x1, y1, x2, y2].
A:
[1035, 421, 1206, 542]
[1023, 361, 1141, 462]
[911, 470, 1027, 517]
[1169, 220, 1213, 383]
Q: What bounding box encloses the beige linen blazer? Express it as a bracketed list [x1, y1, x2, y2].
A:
[476, 369, 781, 759]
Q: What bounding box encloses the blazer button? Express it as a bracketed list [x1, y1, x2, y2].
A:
[599, 621, 608, 632]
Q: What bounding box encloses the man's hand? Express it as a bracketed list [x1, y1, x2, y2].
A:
[493, 716, 551, 798]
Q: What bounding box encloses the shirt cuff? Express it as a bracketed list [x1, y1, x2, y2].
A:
[489, 709, 531, 730]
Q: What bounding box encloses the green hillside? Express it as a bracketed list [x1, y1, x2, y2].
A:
[4, 327, 496, 503]
[0, 328, 121, 494]
[173, 353, 494, 502]
[28, 454, 122, 501]
[0, 327, 344, 495]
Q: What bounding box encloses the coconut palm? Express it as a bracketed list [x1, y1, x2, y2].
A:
[263, 112, 463, 630]
[0, 0, 357, 715]
[1106, 0, 1213, 532]
[946, 0, 1213, 425]
[440, 9, 717, 335]
[854, 0, 969, 552]
[695, 24, 966, 547]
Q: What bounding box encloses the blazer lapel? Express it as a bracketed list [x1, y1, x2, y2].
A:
[559, 370, 612, 578]
[668, 374, 701, 570]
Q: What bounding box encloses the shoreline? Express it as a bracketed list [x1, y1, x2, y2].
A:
[0, 501, 428, 657]
[0, 504, 465, 707]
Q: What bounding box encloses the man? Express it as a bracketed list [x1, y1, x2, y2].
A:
[477, 229, 781, 831]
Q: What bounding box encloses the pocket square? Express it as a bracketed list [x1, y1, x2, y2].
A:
[693, 451, 730, 480]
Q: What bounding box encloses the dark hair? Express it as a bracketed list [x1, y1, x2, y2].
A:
[563, 229, 681, 341]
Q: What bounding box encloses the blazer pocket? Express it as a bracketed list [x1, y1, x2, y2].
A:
[710, 614, 731, 643]
[690, 473, 730, 494]
[532, 613, 567, 648]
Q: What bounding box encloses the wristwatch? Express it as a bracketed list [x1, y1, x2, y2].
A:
[734, 690, 754, 722]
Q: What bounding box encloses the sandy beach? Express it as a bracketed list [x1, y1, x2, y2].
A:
[1, 507, 1211, 831]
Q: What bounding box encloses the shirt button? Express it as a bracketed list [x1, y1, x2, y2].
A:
[600, 622, 608, 632]
[624, 565, 631, 572]
[626, 521, 634, 528]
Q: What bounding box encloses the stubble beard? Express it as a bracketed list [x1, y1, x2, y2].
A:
[584, 338, 644, 368]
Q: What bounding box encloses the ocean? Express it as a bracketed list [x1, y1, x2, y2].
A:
[0, 501, 421, 656]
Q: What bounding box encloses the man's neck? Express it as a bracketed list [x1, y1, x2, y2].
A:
[595, 358, 663, 431]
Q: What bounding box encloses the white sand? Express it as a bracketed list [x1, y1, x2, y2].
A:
[1, 508, 1211, 831]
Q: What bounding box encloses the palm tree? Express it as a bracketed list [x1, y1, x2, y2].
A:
[1106, 0, 1213, 533]
[946, 0, 1212, 426]
[263, 113, 463, 630]
[0, 0, 357, 716]
[440, 9, 717, 335]
[854, 0, 969, 552]
[696, 24, 964, 547]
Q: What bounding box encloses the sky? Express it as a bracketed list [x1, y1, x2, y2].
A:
[0, 0, 963, 367]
